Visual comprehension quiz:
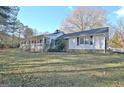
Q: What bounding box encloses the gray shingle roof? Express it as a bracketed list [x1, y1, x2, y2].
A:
[63, 27, 109, 38]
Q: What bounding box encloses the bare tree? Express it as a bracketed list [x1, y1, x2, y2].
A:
[20, 26, 34, 50]
[60, 7, 108, 33]
[110, 17, 124, 48]
[23, 26, 34, 40]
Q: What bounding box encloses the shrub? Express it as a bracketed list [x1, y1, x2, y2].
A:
[48, 48, 58, 52]
[0, 44, 4, 48]
[48, 39, 65, 52]
[9, 44, 20, 48]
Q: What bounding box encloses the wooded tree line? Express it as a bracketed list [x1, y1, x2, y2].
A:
[0, 6, 34, 48]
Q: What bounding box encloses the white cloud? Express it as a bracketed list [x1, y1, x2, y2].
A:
[115, 6, 124, 17]
[67, 6, 73, 11]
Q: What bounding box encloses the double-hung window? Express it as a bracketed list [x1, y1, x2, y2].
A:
[80, 36, 85, 44]
[85, 36, 89, 44]
[80, 36, 89, 44]
[79, 36, 93, 45]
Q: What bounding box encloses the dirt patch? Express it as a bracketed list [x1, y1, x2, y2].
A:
[0, 49, 10, 53]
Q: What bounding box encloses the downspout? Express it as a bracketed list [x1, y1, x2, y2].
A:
[105, 36, 107, 53]
[105, 27, 109, 53]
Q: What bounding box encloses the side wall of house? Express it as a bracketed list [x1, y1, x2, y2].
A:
[68, 35, 105, 50]
[48, 32, 64, 44]
[48, 32, 64, 49]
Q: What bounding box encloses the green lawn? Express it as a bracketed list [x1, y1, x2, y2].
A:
[0, 49, 124, 87]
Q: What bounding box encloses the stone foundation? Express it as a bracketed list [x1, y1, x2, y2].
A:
[66, 49, 107, 53]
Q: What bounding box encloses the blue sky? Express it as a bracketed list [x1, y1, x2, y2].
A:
[17, 6, 124, 33]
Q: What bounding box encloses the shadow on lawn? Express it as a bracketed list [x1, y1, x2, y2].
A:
[2, 64, 124, 75]
[2, 54, 124, 74]
[22, 65, 124, 74]
[1, 65, 124, 87]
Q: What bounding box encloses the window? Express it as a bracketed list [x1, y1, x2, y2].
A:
[51, 39, 54, 45]
[80, 36, 90, 44]
[99, 37, 103, 48]
[44, 38, 47, 44]
[80, 36, 85, 44]
[40, 40, 42, 43]
[77, 37, 79, 45]
[35, 40, 36, 43]
[85, 36, 90, 44]
[78, 36, 93, 45]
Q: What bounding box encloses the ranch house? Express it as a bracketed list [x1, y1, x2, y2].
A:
[20, 27, 109, 53]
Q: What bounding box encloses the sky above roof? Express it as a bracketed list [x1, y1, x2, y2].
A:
[17, 6, 124, 33]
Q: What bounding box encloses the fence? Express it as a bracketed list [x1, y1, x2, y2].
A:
[110, 48, 124, 53]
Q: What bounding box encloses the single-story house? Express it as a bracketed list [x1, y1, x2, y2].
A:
[20, 27, 109, 53]
[63, 27, 109, 53]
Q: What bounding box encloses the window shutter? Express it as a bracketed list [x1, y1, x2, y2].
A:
[77, 37, 79, 45]
[90, 36, 93, 45]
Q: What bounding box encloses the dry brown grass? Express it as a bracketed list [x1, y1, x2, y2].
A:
[0, 49, 124, 87]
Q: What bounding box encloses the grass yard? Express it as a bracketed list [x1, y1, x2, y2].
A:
[0, 49, 124, 87]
